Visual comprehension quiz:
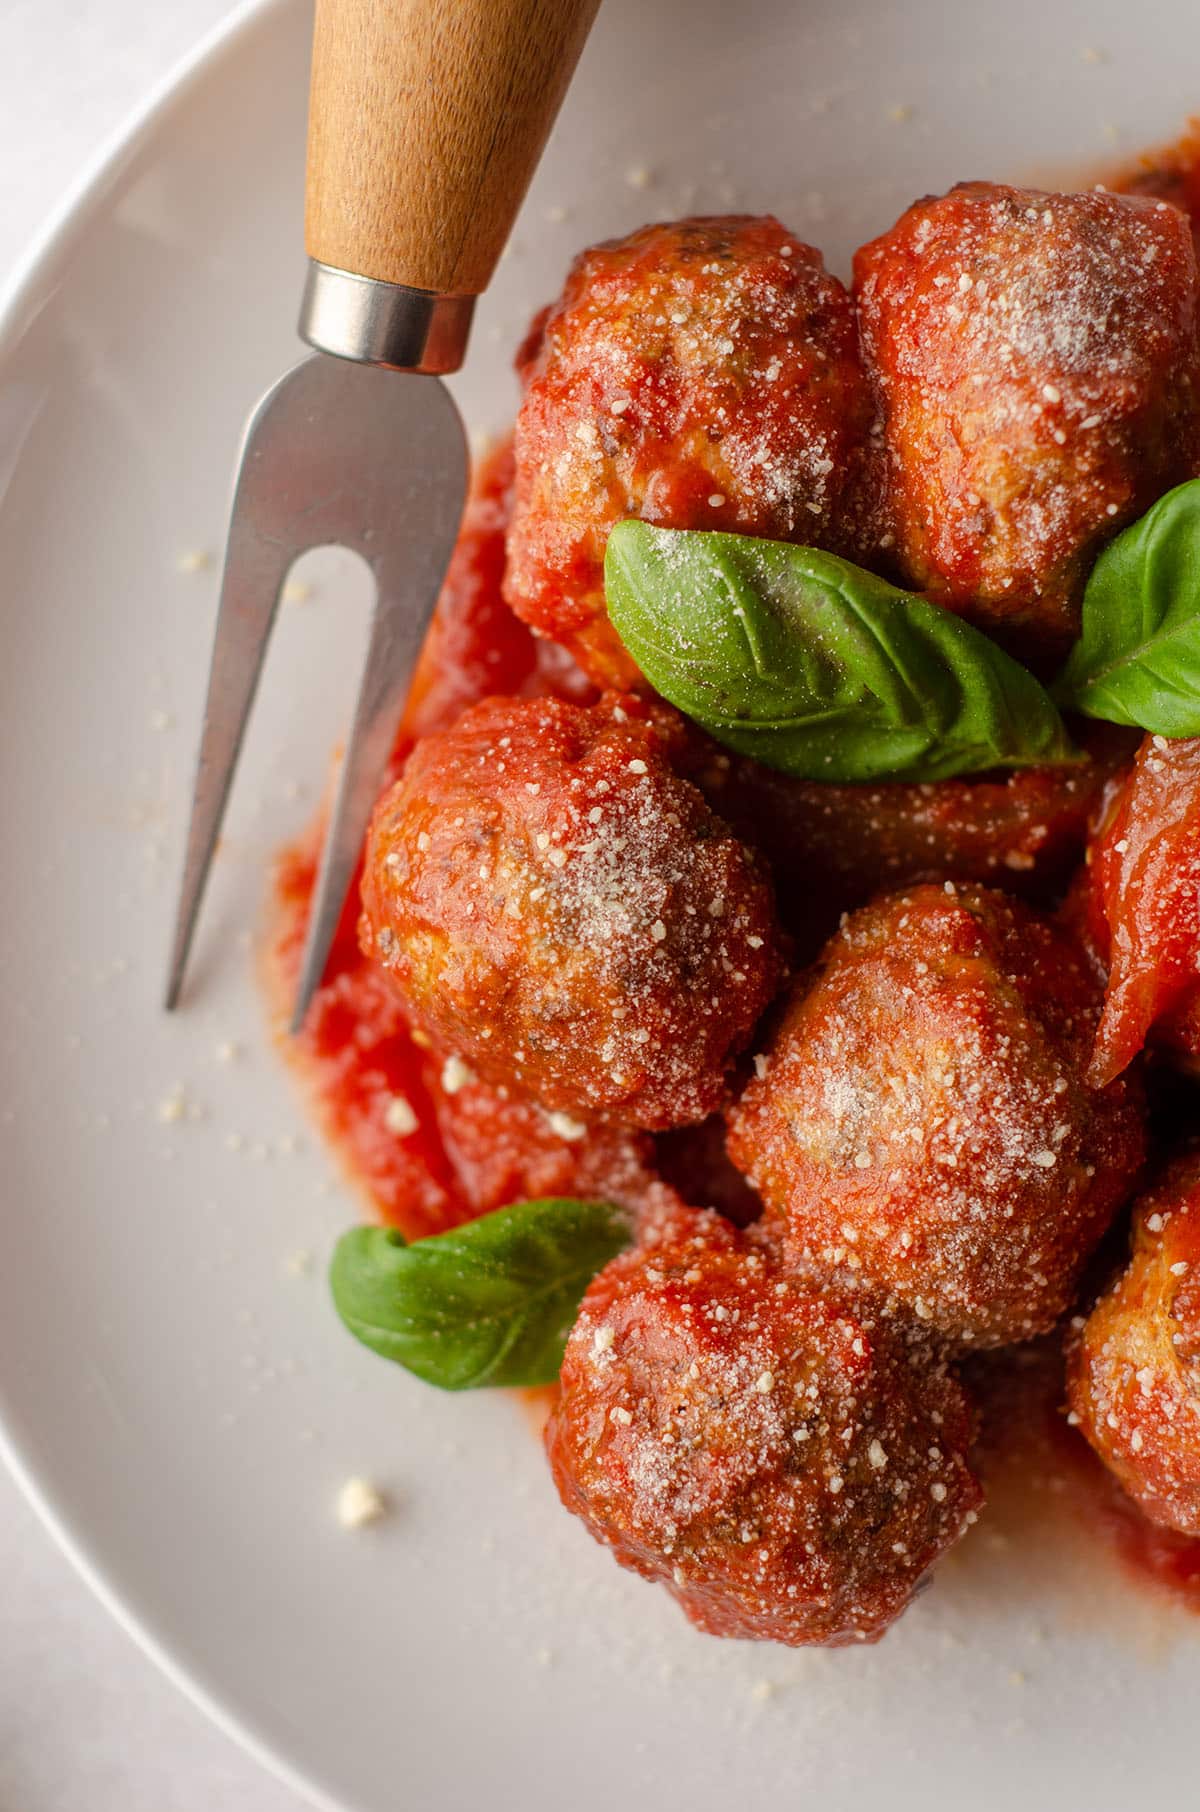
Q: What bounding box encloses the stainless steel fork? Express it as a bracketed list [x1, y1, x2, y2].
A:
[165, 0, 600, 1030]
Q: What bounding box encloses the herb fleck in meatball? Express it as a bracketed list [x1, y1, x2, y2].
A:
[1067, 1150, 1200, 1536]
[360, 695, 784, 1132]
[545, 1212, 981, 1646]
[854, 183, 1200, 652]
[726, 883, 1145, 1346]
[506, 216, 873, 686]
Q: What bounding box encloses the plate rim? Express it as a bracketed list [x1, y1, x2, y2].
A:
[0, 4, 348, 1806]
[3, 9, 1199, 1809]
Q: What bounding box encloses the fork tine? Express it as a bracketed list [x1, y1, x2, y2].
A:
[164, 512, 292, 1009]
[167, 355, 467, 1023]
[279, 366, 467, 1033]
[289, 528, 460, 1033]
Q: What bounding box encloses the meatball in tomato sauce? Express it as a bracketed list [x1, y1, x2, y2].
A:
[546, 1212, 981, 1646]
[726, 883, 1145, 1347]
[1068, 1150, 1200, 1537]
[1083, 733, 1200, 1087]
[695, 726, 1132, 952]
[854, 183, 1200, 652]
[505, 216, 873, 687]
[360, 695, 783, 1132]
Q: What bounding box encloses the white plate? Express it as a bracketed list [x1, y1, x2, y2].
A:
[0, 2, 1196, 1808]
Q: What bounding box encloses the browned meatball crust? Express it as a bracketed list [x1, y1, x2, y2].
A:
[726, 883, 1145, 1346]
[1068, 1150, 1200, 1536]
[854, 183, 1200, 652]
[506, 215, 873, 685]
[359, 694, 784, 1131]
[546, 1212, 981, 1645]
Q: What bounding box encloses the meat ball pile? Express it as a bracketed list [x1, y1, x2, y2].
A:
[504, 216, 873, 687]
[360, 693, 782, 1131]
[504, 188, 1199, 689]
[546, 1211, 981, 1645]
[854, 183, 1200, 653]
[351, 172, 1200, 1645]
[1068, 1151, 1200, 1537]
[726, 882, 1145, 1346]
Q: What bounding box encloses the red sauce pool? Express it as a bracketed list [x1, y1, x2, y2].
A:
[266, 124, 1200, 1620]
[971, 1336, 1200, 1618]
[1076, 1464, 1200, 1609]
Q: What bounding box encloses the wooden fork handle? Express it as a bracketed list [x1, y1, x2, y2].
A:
[305, 0, 601, 298]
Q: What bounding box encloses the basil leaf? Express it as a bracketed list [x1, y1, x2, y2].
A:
[605, 521, 1078, 782]
[329, 1198, 633, 1390]
[1055, 478, 1200, 734]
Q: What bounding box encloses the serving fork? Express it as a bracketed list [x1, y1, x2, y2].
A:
[165, 0, 600, 1028]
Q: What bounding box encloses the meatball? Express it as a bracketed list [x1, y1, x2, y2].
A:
[726, 883, 1145, 1346]
[1067, 1150, 1200, 1536]
[695, 724, 1132, 952]
[1117, 122, 1200, 251]
[505, 216, 873, 687]
[1083, 734, 1200, 1086]
[854, 183, 1200, 652]
[545, 1212, 981, 1645]
[360, 694, 783, 1131]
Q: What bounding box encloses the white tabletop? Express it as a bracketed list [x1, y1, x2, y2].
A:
[0, 4, 307, 1807]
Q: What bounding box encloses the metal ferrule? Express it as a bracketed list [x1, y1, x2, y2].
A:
[299, 261, 475, 374]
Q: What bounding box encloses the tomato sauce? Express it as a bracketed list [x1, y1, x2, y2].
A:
[971, 1335, 1200, 1618]
[1114, 116, 1200, 241]
[265, 120, 1200, 1621]
[1083, 735, 1200, 1086]
[1063, 1440, 1200, 1613]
